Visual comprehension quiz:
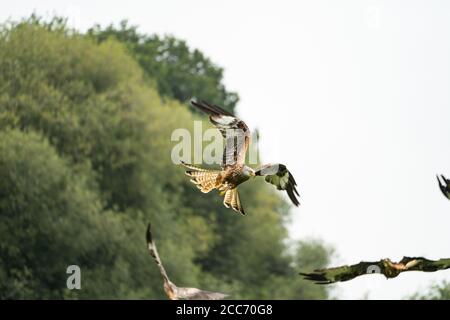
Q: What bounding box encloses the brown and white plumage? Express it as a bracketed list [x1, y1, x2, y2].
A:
[223, 188, 244, 214]
[181, 100, 300, 215]
[300, 257, 450, 284]
[183, 162, 221, 193]
[191, 100, 251, 166]
[146, 224, 229, 300]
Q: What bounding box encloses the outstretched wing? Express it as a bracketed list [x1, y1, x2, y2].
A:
[177, 287, 229, 300]
[300, 261, 382, 284]
[146, 223, 230, 300]
[191, 100, 251, 167]
[399, 257, 450, 273]
[255, 163, 300, 206]
[146, 224, 171, 284]
[301, 257, 450, 284]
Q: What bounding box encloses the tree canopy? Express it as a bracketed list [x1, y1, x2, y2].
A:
[88, 20, 239, 114]
[0, 17, 331, 299]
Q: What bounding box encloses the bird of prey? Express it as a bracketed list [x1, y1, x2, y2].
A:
[300, 257, 450, 284]
[437, 174, 450, 200]
[146, 223, 228, 300]
[181, 100, 300, 215]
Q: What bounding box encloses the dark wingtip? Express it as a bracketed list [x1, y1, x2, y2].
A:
[190, 99, 200, 108]
[191, 99, 233, 117]
[190, 99, 211, 114]
[146, 223, 153, 244]
[233, 206, 245, 216]
[299, 272, 309, 276]
[286, 187, 300, 207]
[437, 174, 447, 191]
[299, 271, 331, 284]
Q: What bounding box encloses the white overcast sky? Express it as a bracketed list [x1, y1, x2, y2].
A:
[3, 0, 450, 299]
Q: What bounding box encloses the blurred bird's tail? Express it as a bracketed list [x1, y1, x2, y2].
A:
[181, 161, 221, 193]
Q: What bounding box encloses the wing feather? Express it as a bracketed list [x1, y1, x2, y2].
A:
[300, 261, 382, 284]
[191, 100, 250, 166]
[301, 257, 450, 284]
[399, 257, 450, 273]
[255, 163, 300, 206]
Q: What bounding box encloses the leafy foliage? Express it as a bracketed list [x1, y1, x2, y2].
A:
[0, 18, 331, 299]
[88, 20, 239, 113]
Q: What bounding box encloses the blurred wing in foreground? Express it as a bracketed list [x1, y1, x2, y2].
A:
[146, 224, 229, 300]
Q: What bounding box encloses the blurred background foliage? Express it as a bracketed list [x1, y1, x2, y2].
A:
[87, 20, 239, 114]
[0, 16, 332, 299]
[410, 282, 450, 300]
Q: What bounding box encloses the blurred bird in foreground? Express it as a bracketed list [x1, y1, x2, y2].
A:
[146, 223, 228, 300]
[300, 256, 450, 284]
[437, 174, 450, 200]
[181, 100, 300, 215]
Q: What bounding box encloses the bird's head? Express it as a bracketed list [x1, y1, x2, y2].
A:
[243, 166, 256, 178]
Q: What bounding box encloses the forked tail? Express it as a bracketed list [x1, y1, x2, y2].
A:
[223, 188, 245, 215]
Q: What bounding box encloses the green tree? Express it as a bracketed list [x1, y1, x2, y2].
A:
[0, 129, 136, 298]
[0, 17, 332, 299]
[87, 21, 239, 113]
[0, 20, 201, 299]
